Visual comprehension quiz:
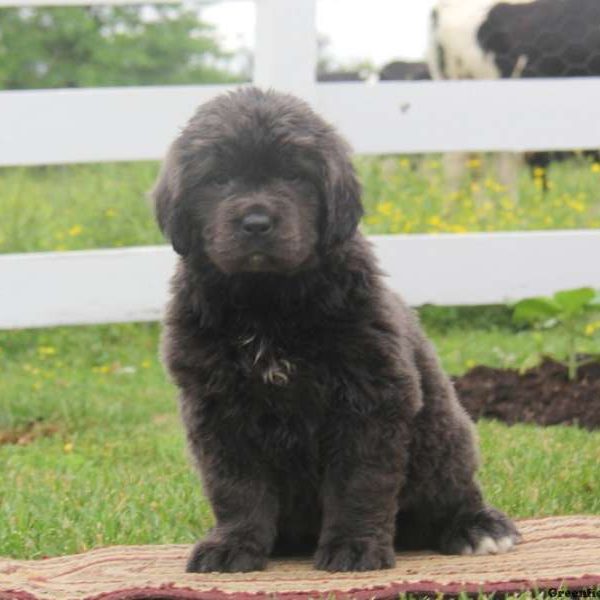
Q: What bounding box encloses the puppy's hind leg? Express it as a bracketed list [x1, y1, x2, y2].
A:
[407, 340, 521, 557]
[437, 501, 521, 556]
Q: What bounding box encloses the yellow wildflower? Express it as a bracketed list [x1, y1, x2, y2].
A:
[585, 321, 600, 336]
[141, 359, 152, 369]
[376, 202, 394, 217]
[38, 346, 57, 356]
[428, 215, 442, 228]
[105, 208, 117, 218]
[68, 225, 83, 237]
[63, 442, 74, 453]
[592, 163, 600, 173]
[467, 158, 481, 169]
[533, 167, 545, 178]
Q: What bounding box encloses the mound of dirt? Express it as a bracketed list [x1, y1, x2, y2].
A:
[454, 358, 600, 430]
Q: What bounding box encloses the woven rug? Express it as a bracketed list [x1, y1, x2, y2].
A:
[1, 516, 599, 600]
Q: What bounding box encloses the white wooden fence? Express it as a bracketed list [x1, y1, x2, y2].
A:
[1, 0, 600, 329]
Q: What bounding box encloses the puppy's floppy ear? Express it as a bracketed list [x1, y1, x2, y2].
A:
[321, 144, 364, 249]
[151, 147, 193, 256]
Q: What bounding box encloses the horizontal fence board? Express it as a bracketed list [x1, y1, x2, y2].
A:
[2, 79, 600, 166]
[0, 246, 175, 329]
[0, 84, 234, 166]
[318, 79, 600, 155]
[2, 230, 599, 329]
[0, 0, 178, 4]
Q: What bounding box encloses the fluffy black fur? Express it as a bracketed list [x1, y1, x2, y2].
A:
[152, 87, 520, 573]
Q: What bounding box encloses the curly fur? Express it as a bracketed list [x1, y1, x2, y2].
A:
[152, 87, 520, 573]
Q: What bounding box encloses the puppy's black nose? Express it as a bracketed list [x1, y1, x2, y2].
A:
[241, 213, 273, 235]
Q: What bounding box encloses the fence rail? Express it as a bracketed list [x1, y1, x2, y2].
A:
[1, 0, 600, 329]
[3, 78, 600, 166]
[2, 230, 599, 329]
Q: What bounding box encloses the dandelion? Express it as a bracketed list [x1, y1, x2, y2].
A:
[38, 346, 57, 356]
[592, 163, 600, 173]
[585, 321, 600, 336]
[428, 215, 442, 228]
[533, 167, 545, 178]
[141, 359, 152, 369]
[63, 442, 74, 453]
[376, 202, 394, 217]
[467, 158, 482, 169]
[465, 359, 476, 369]
[68, 225, 83, 237]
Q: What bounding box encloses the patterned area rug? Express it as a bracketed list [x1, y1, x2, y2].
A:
[1, 516, 599, 600]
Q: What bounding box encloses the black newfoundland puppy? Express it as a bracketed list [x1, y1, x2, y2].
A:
[152, 87, 520, 573]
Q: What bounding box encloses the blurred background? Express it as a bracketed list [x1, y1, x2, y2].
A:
[0, 0, 599, 562]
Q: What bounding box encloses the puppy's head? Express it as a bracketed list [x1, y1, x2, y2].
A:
[152, 87, 362, 274]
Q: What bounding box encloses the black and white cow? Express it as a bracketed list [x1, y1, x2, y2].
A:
[428, 0, 600, 194]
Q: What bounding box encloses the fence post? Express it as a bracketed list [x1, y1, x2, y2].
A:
[253, 0, 318, 105]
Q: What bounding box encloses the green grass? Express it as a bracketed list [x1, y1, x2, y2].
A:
[1, 157, 599, 567]
[1, 155, 599, 254]
[359, 155, 600, 234]
[1, 316, 599, 559]
[0, 162, 162, 254]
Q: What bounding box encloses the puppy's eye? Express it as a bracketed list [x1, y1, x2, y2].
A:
[207, 174, 230, 187]
[281, 171, 304, 183]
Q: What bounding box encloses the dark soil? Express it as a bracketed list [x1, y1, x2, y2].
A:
[454, 358, 600, 430]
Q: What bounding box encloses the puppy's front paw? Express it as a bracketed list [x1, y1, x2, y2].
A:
[186, 539, 267, 573]
[314, 538, 395, 572]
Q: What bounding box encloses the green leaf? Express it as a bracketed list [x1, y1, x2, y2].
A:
[512, 297, 562, 324]
[553, 287, 596, 316]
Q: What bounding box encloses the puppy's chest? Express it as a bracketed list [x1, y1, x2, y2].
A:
[233, 331, 307, 389]
[230, 331, 327, 471]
